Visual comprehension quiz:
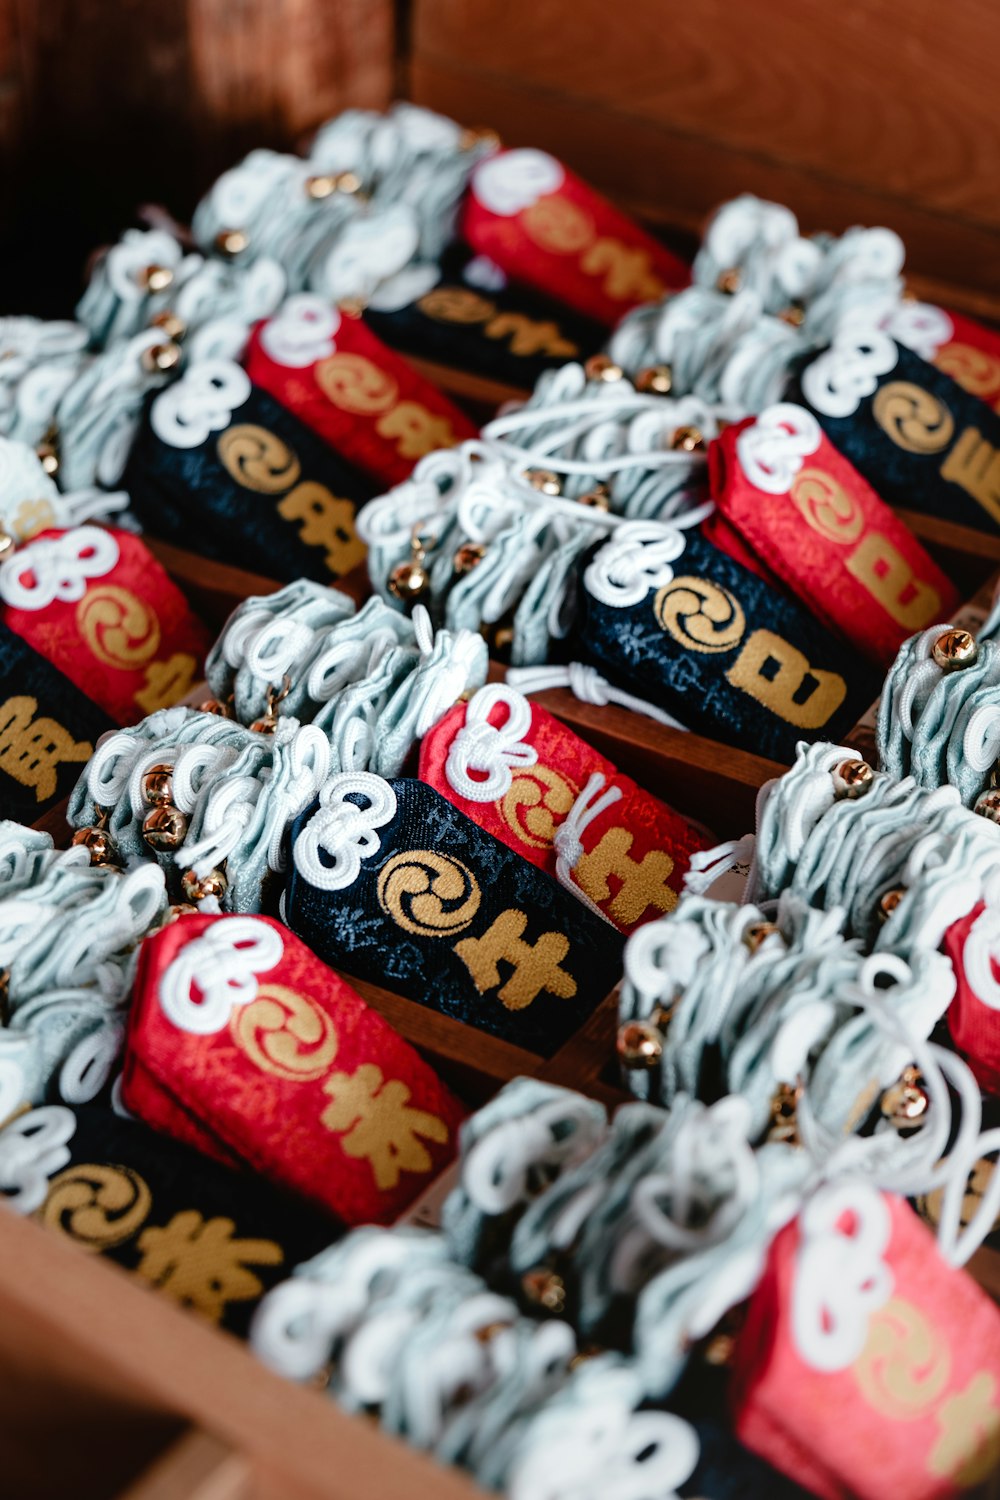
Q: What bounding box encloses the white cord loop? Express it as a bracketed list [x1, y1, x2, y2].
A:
[293, 773, 397, 891]
[445, 684, 538, 802]
[159, 916, 284, 1035]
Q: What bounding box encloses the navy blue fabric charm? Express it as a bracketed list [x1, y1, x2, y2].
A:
[795, 333, 1000, 535]
[0, 623, 114, 823]
[30, 1104, 337, 1337]
[678, 1411, 812, 1500]
[573, 527, 878, 762]
[286, 774, 623, 1055]
[364, 251, 605, 391]
[124, 358, 370, 582]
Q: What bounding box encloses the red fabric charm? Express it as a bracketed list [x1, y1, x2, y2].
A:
[730, 1186, 1000, 1500]
[933, 309, 1000, 414]
[418, 685, 713, 935]
[122, 913, 466, 1226]
[943, 901, 1000, 1095]
[245, 301, 477, 489]
[701, 508, 785, 589]
[709, 404, 960, 668]
[459, 148, 689, 327]
[0, 526, 211, 726]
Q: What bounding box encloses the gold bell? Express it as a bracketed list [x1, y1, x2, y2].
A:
[459, 126, 503, 153]
[149, 309, 187, 343]
[138, 263, 174, 293]
[0, 969, 9, 1027]
[195, 697, 232, 718]
[215, 228, 249, 257]
[520, 1268, 566, 1314]
[975, 788, 1000, 824]
[388, 530, 431, 606]
[831, 758, 875, 799]
[0, 528, 15, 563]
[778, 301, 806, 328]
[616, 1019, 664, 1069]
[36, 439, 59, 477]
[335, 170, 362, 196]
[877, 887, 905, 923]
[181, 867, 228, 904]
[71, 825, 121, 868]
[453, 542, 486, 576]
[635, 364, 673, 396]
[250, 676, 292, 735]
[670, 425, 705, 454]
[524, 468, 562, 497]
[768, 1081, 803, 1146]
[305, 172, 338, 199]
[584, 353, 624, 383]
[931, 627, 978, 672]
[716, 268, 742, 295]
[880, 1065, 929, 1128]
[743, 921, 779, 954]
[142, 804, 189, 852]
[141, 341, 182, 375]
[141, 763, 174, 805]
[578, 483, 611, 512]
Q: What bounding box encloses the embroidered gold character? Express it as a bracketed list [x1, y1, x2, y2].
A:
[277, 482, 365, 573]
[846, 534, 941, 629]
[377, 402, 458, 459]
[454, 909, 577, 1010]
[929, 1372, 1000, 1486]
[483, 312, 576, 359]
[575, 828, 677, 925]
[0, 695, 91, 802]
[321, 1062, 448, 1189]
[579, 240, 665, 303]
[941, 428, 1000, 528]
[134, 653, 199, 714]
[726, 629, 846, 729]
[936, 343, 1000, 405]
[134, 1211, 283, 1323]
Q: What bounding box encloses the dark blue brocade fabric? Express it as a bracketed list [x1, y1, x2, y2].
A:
[286, 779, 623, 1055]
[124, 381, 373, 582]
[574, 530, 879, 763]
[0, 624, 114, 822]
[795, 341, 1000, 535]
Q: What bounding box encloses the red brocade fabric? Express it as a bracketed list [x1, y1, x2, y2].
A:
[729, 1192, 1000, 1500]
[460, 148, 689, 327]
[418, 694, 714, 935]
[123, 914, 466, 1225]
[943, 901, 1000, 1095]
[245, 311, 476, 488]
[934, 309, 1000, 414]
[0, 527, 211, 725]
[709, 415, 959, 668]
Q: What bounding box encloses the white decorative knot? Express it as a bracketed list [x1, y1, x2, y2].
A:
[159, 915, 284, 1035]
[470, 149, 565, 216]
[293, 773, 397, 891]
[462, 1095, 606, 1215]
[181, 775, 262, 880]
[0, 1104, 77, 1215]
[800, 332, 898, 419]
[150, 359, 252, 449]
[0, 525, 120, 611]
[884, 300, 954, 363]
[791, 1178, 893, 1372]
[583, 521, 686, 608]
[509, 1398, 699, 1500]
[445, 684, 538, 802]
[554, 773, 623, 924]
[259, 294, 341, 368]
[735, 403, 822, 495]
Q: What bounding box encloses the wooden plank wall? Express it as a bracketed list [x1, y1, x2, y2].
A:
[409, 0, 1000, 314]
[0, 0, 396, 315]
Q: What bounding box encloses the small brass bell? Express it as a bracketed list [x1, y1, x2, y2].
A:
[975, 788, 1000, 824]
[635, 363, 673, 395]
[877, 887, 905, 923]
[524, 468, 562, 496]
[453, 542, 486, 575]
[0, 528, 15, 563]
[459, 126, 502, 153]
[305, 172, 338, 199]
[0, 969, 9, 1027]
[931, 627, 978, 672]
[388, 556, 430, 604]
[250, 675, 291, 735]
[149, 310, 187, 343]
[195, 697, 232, 718]
[768, 1081, 802, 1146]
[181, 867, 228, 904]
[71, 825, 121, 868]
[215, 228, 249, 257]
[141, 341, 182, 375]
[335, 170, 362, 196]
[832, 758, 875, 799]
[744, 921, 779, 954]
[521, 1267, 566, 1314]
[670, 425, 705, 454]
[716, 268, 742, 295]
[142, 804, 189, 852]
[36, 440, 59, 477]
[778, 301, 805, 328]
[880, 1065, 929, 1128]
[584, 353, 624, 383]
[138, 263, 174, 293]
[141, 763, 174, 805]
[473, 1320, 514, 1345]
[578, 483, 611, 512]
[616, 1019, 663, 1069]
[651, 1000, 677, 1033]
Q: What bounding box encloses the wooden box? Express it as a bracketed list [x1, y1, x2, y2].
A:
[3, 5, 1000, 1498]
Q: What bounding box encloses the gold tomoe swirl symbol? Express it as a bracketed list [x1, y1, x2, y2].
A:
[790, 467, 865, 545]
[315, 352, 398, 415]
[377, 851, 481, 937]
[77, 585, 161, 669]
[501, 765, 579, 850]
[935, 342, 1000, 401]
[217, 423, 302, 493]
[231, 985, 339, 1081]
[521, 197, 594, 256]
[872, 381, 955, 454]
[653, 576, 746, 654]
[38, 1163, 152, 1251]
[418, 287, 493, 325]
[852, 1297, 952, 1420]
